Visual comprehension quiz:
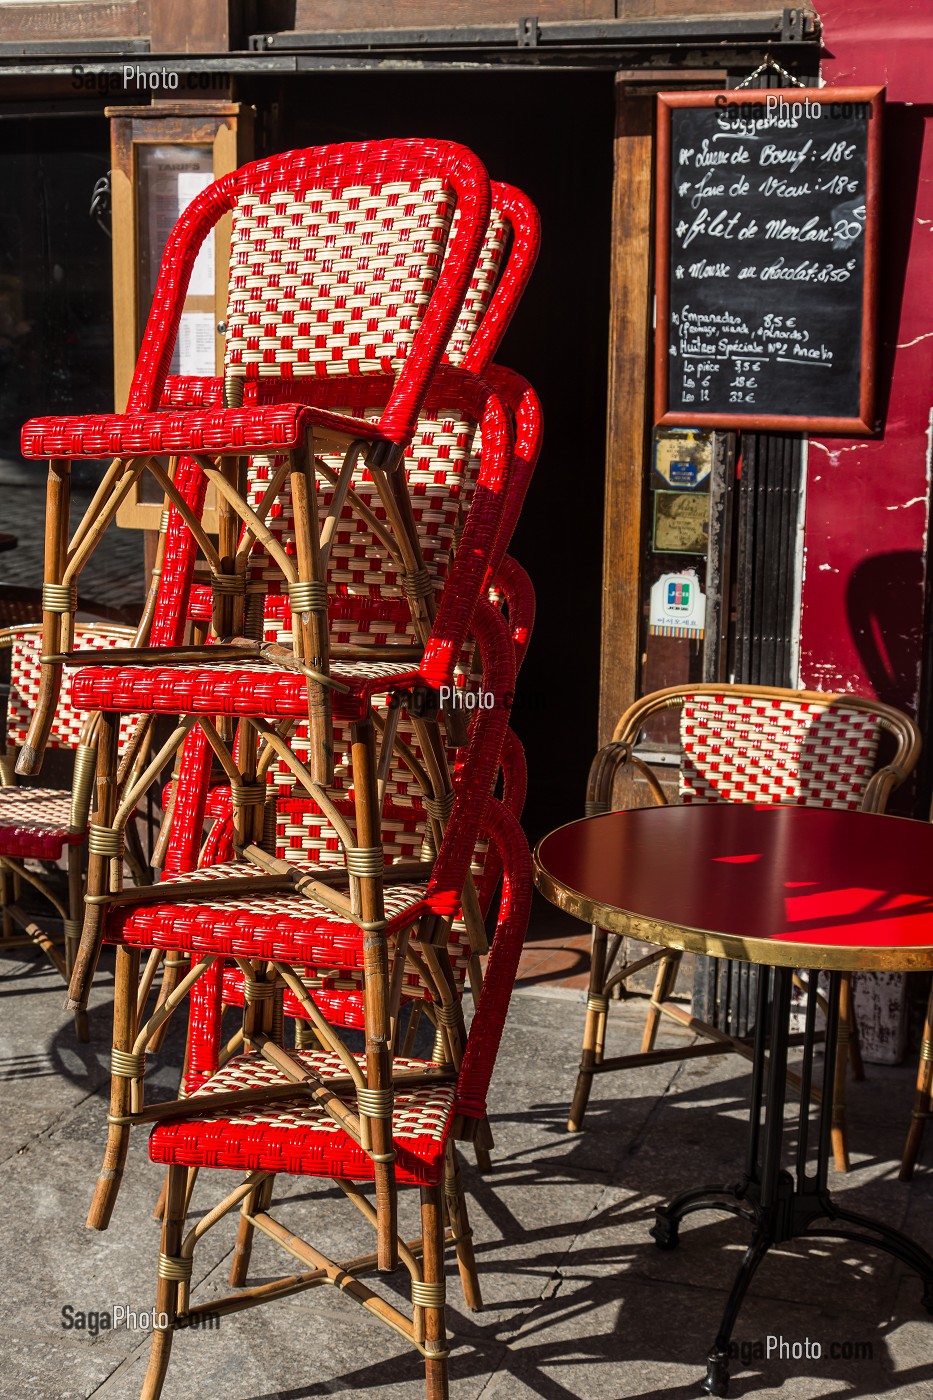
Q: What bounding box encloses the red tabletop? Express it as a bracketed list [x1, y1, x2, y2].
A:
[534, 805, 933, 972]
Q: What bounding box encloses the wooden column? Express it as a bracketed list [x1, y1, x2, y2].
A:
[598, 84, 654, 746]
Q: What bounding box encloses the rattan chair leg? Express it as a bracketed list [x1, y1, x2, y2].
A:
[229, 1174, 275, 1287]
[294, 1019, 318, 1051]
[87, 943, 141, 1230]
[68, 710, 120, 1012]
[900, 982, 933, 1180]
[420, 1182, 450, 1400]
[147, 954, 187, 1056]
[66, 844, 89, 1041]
[568, 924, 611, 1132]
[140, 1164, 187, 1400]
[153, 1166, 199, 1224]
[351, 714, 397, 1272]
[848, 998, 866, 1082]
[18, 458, 70, 776]
[291, 443, 333, 787]
[472, 1144, 493, 1172]
[832, 974, 853, 1173]
[642, 950, 682, 1054]
[444, 1148, 481, 1312]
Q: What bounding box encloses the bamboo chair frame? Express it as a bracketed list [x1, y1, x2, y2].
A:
[570, 682, 921, 1174]
[137, 792, 530, 1400]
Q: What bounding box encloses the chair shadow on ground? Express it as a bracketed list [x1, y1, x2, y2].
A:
[241, 1121, 933, 1400]
[213, 1072, 933, 1400]
[16, 951, 933, 1400]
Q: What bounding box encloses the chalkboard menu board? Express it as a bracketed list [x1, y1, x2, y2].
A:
[655, 88, 883, 434]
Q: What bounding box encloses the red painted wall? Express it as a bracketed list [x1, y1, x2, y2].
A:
[800, 2, 933, 717]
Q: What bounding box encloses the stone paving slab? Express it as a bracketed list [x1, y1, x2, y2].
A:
[2, 937, 932, 1400]
[0, 456, 146, 613]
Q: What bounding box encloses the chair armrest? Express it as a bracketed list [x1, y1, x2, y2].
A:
[585, 739, 670, 814]
[21, 405, 386, 459]
[483, 365, 543, 571]
[418, 380, 512, 692]
[861, 763, 910, 814]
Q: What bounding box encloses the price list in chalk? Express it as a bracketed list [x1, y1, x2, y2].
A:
[658, 91, 881, 429]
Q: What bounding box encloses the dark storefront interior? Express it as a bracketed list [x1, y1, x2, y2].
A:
[0, 71, 613, 838]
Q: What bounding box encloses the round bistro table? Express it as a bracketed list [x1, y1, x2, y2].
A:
[534, 803, 933, 1396]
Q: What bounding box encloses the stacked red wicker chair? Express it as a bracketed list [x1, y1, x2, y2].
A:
[19, 143, 541, 1399]
[20, 169, 541, 1233]
[174, 185, 542, 1170]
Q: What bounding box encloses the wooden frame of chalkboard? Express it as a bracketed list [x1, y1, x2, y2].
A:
[655, 87, 883, 435]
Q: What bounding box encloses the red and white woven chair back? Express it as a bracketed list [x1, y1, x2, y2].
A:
[224, 178, 455, 385]
[244, 401, 477, 641]
[680, 695, 883, 809]
[270, 720, 429, 867]
[442, 204, 509, 367]
[4, 627, 138, 754]
[449, 181, 540, 377]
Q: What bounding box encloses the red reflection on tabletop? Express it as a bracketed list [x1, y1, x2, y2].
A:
[784, 886, 887, 923]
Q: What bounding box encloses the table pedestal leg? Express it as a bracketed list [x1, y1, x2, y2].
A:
[650, 965, 933, 1397]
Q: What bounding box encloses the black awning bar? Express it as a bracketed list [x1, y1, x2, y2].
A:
[250, 12, 818, 53]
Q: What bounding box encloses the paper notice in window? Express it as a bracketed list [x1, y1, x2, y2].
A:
[178, 313, 216, 375]
[177, 172, 215, 295]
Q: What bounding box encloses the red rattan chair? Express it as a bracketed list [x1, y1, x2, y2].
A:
[0, 623, 139, 1037]
[60, 365, 511, 1033]
[200, 367, 540, 1158]
[19, 139, 492, 917]
[571, 684, 921, 1174]
[154, 180, 542, 679]
[91, 598, 515, 1272]
[22, 163, 537, 1253]
[159, 198, 542, 1078]
[137, 787, 530, 1400]
[59, 181, 539, 1057]
[19, 147, 500, 777]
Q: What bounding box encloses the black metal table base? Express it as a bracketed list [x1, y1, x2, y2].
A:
[648, 966, 933, 1396]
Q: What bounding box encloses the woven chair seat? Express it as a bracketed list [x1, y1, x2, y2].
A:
[20, 404, 385, 460]
[109, 861, 428, 964]
[71, 656, 425, 722]
[0, 787, 82, 860]
[149, 1050, 454, 1186]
